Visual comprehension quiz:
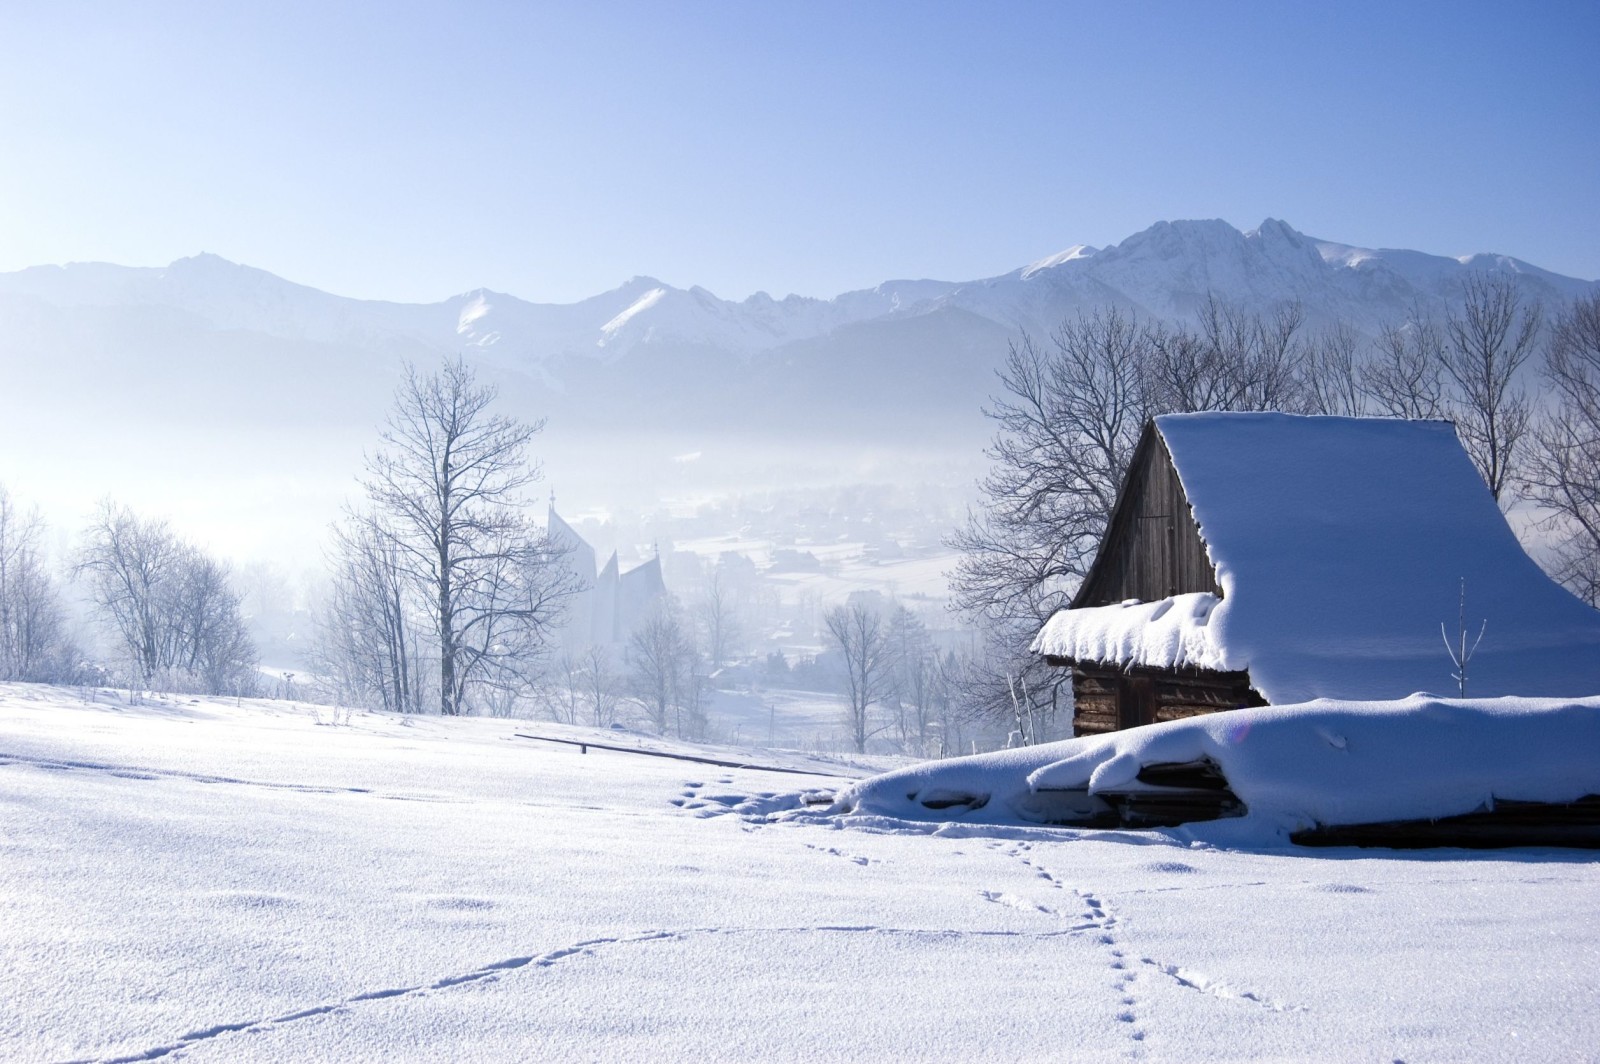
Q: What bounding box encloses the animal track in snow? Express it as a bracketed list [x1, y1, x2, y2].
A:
[804, 843, 874, 866]
[1138, 958, 1304, 1013]
[86, 924, 1091, 1063]
[86, 930, 682, 1063]
[0, 750, 464, 805]
[994, 844, 1146, 1050]
[977, 890, 1056, 915]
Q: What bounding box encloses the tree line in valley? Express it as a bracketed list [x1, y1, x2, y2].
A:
[0, 488, 257, 694]
[313, 359, 995, 755]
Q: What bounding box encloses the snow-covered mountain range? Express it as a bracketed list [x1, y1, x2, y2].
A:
[3, 219, 1593, 371]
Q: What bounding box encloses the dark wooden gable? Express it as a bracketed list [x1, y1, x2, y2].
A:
[1073, 421, 1220, 608]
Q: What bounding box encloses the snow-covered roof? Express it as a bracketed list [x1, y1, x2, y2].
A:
[1033, 413, 1600, 702]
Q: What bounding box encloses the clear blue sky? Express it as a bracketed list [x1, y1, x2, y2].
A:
[2, 1, 1595, 303]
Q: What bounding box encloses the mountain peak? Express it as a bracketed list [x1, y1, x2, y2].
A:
[166, 252, 252, 274]
[1113, 218, 1248, 255]
[1248, 217, 1305, 243]
[621, 274, 667, 291]
[1021, 244, 1097, 279]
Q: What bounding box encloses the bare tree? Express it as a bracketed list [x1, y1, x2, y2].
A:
[1302, 324, 1367, 417]
[825, 600, 889, 754]
[950, 309, 1156, 629]
[1521, 293, 1600, 604]
[942, 628, 1069, 747]
[362, 358, 574, 715]
[1365, 311, 1447, 420]
[883, 604, 937, 756]
[581, 643, 624, 728]
[314, 512, 423, 713]
[75, 501, 256, 694]
[1150, 297, 1307, 414]
[542, 642, 626, 727]
[171, 546, 257, 695]
[76, 501, 184, 687]
[693, 565, 741, 670]
[0, 485, 70, 682]
[627, 600, 695, 736]
[545, 650, 585, 724]
[1438, 275, 1542, 501]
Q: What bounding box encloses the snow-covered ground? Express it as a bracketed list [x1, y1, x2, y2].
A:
[4, 682, 1598, 1062]
[702, 686, 859, 750]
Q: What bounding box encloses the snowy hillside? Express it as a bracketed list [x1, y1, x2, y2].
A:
[3, 681, 1599, 1061]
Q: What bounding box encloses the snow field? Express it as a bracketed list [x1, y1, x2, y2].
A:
[3, 683, 1598, 1061]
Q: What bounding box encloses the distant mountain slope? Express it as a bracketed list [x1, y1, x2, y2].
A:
[1, 218, 1594, 564]
[6, 220, 1592, 365]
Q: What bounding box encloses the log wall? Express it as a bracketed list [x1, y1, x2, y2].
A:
[1067, 661, 1265, 735]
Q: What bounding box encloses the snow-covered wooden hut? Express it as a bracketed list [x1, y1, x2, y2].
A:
[1032, 413, 1600, 733]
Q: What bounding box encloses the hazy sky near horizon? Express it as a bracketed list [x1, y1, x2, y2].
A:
[2, 1, 1596, 304]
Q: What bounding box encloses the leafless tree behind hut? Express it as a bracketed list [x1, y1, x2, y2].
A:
[1521, 293, 1600, 604]
[1438, 274, 1542, 502]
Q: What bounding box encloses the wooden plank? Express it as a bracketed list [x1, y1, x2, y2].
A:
[1074, 423, 1220, 608]
[512, 733, 861, 778]
[1291, 796, 1600, 850]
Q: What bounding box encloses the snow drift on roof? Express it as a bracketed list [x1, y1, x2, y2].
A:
[1033, 413, 1600, 702]
[1035, 593, 1227, 673]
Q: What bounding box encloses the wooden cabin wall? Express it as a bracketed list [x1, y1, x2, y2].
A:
[1075, 429, 1219, 608]
[1068, 662, 1265, 735]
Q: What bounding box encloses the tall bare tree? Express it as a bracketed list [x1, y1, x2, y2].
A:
[314, 512, 422, 713]
[883, 604, 937, 756]
[362, 359, 573, 715]
[1302, 324, 1367, 417]
[627, 600, 698, 736]
[1439, 275, 1542, 501]
[693, 565, 741, 670]
[825, 600, 889, 754]
[581, 643, 624, 728]
[950, 309, 1157, 630]
[171, 547, 257, 694]
[1522, 294, 1600, 604]
[76, 502, 184, 686]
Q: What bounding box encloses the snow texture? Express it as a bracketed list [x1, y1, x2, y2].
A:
[1033, 413, 1600, 703]
[835, 694, 1600, 844]
[5, 683, 1600, 1061]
